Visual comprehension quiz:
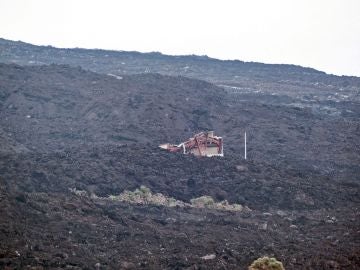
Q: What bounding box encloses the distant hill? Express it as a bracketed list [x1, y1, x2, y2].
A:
[1, 38, 359, 87]
[1, 38, 359, 106]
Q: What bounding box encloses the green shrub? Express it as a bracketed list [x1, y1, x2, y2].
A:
[248, 256, 284, 270]
[139, 185, 151, 195]
[230, 203, 243, 211]
[167, 197, 178, 207]
[190, 196, 215, 207]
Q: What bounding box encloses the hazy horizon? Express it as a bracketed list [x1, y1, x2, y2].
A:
[1, 0, 359, 76]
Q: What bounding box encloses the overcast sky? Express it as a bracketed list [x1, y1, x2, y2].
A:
[0, 0, 359, 76]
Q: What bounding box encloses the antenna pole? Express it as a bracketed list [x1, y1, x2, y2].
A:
[244, 131, 247, 160]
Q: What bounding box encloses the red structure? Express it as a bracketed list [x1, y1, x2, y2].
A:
[159, 131, 223, 157]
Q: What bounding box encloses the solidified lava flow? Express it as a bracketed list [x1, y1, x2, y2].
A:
[0, 39, 359, 269]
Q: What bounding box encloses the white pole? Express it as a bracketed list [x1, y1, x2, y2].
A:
[244, 131, 247, 160]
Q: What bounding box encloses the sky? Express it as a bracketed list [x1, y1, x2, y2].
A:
[0, 0, 359, 76]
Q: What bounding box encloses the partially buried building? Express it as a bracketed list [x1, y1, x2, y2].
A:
[159, 131, 223, 157]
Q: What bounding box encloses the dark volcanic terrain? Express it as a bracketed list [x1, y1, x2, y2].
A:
[0, 39, 359, 269]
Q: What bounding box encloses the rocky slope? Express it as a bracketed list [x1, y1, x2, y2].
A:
[0, 39, 359, 269]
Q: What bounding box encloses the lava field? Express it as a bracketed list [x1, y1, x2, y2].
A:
[0, 39, 359, 269]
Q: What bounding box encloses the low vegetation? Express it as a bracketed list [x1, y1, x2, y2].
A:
[71, 185, 248, 212]
[109, 186, 247, 212]
[190, 195, 244, 211]
[248, 256, 285, 270]
[108, 185, 187, 208]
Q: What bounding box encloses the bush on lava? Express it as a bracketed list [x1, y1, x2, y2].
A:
[190, 195, 243, 211]
[248, 256, 284, 270]
[109, 185, 186, 207]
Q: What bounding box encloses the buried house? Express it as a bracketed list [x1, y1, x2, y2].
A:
[159, 131, 224, 157]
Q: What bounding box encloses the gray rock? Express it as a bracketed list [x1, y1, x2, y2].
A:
[201, 254, 216, 260]
[236, 165, 248, 172]
[276, 210, 287, 217]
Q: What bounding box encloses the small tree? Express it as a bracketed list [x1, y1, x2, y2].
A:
[248, 256, 284, 270]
